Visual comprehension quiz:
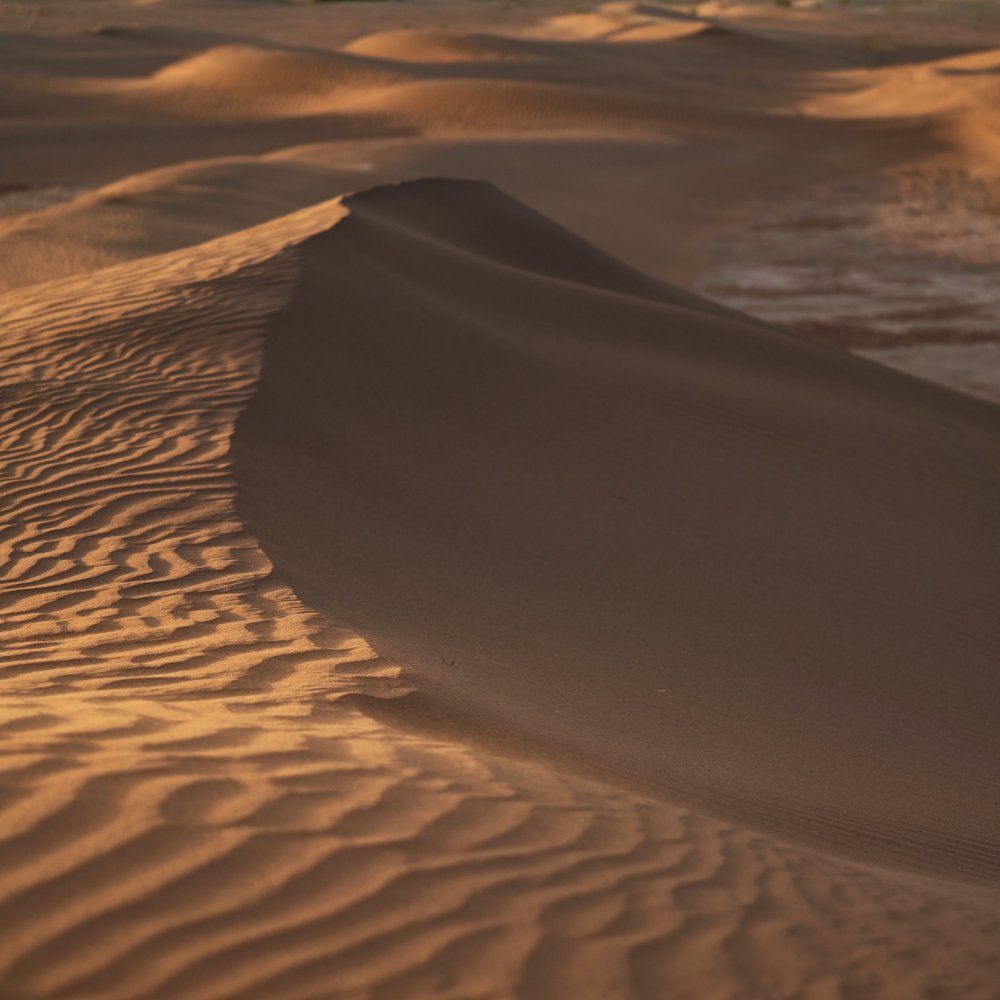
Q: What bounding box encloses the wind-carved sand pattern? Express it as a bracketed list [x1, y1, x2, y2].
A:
[0, 191, 998, 1000]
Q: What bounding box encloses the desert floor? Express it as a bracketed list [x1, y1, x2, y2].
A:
[1, 1, 998, 998]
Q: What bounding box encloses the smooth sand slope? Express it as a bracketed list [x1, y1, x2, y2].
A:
[234, 178, 1000, 882]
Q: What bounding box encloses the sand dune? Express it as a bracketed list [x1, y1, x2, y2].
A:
[1, 181, 997, 1000]
[233, 178, 1000, 883]
[111, 45, 410, 118]
[3, 2, 1000, 998]
[342, 30, 542, 64]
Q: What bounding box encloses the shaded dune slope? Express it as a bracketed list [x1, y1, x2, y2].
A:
[234, 179, 1000, 883]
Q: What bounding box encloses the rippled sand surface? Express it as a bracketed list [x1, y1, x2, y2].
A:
[2, 3, 998, 998]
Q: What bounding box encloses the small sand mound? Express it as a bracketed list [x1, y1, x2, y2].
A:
[805, 46, 1000, 117]
[343, 29, 533, 64]
[805, 50, 1000, 173]
[124, 44, 409, 117]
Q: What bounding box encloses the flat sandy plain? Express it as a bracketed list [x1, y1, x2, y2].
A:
[1, 1, 998, 998]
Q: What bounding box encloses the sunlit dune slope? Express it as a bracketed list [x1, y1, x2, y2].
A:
[234, 179, 1000, 883]
[107, 45, 409, 118]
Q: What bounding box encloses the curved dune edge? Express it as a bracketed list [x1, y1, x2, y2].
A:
[233, 178, 1000, 886]
[1, 185, 998, 999]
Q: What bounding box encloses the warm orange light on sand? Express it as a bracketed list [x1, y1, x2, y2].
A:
[1, 2, 998, 998]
